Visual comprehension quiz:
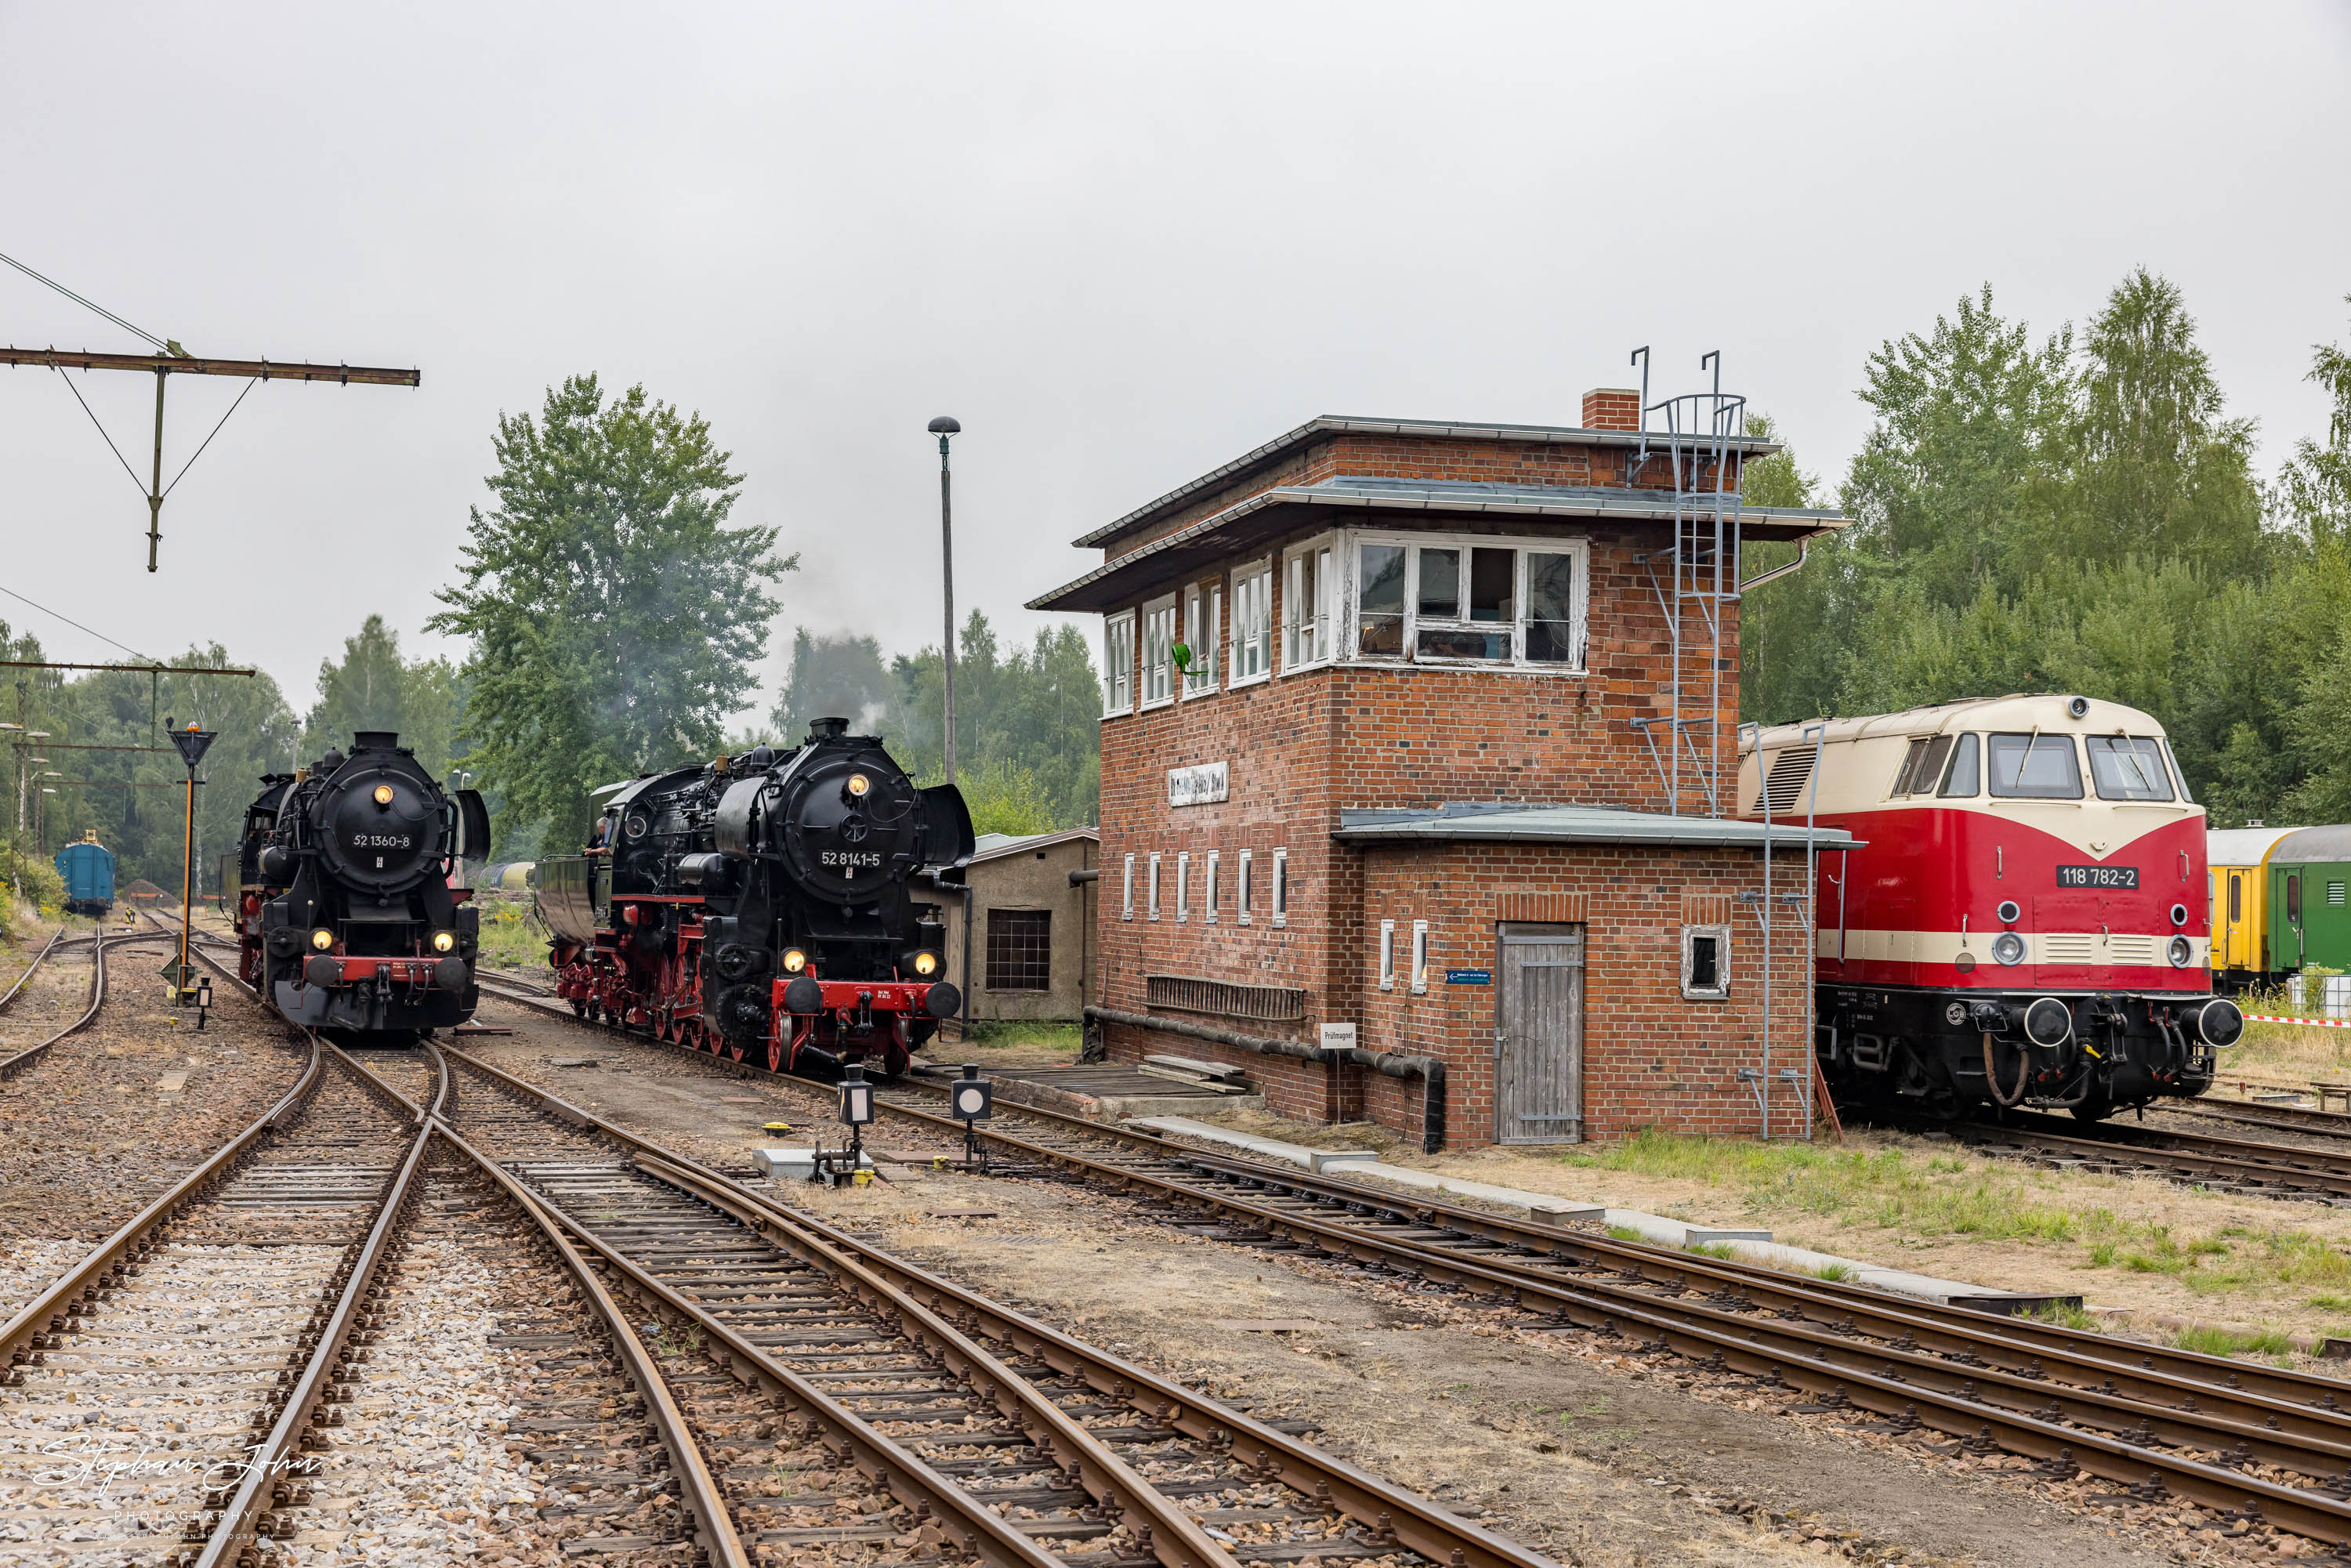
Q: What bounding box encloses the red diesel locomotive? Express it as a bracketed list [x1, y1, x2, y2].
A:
[537, 719, 975, 1077]
[1741, 693, 2241, 1121]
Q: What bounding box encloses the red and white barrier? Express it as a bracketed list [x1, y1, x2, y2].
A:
[2244, 1013, 2351, 1030]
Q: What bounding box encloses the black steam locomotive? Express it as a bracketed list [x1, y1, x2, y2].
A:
[538, 717, 973, 1076]
[233, 730, 491, 1037]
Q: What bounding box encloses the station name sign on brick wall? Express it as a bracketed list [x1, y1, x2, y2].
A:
[1168, 760, 1230, 807]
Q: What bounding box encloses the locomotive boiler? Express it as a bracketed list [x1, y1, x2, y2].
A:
[537, 717, 973, 1076]
[232, 730, 491, 1037]
[1741, 693, 2242, 1121]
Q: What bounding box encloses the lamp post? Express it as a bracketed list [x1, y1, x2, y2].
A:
[168, 720, 216, 1000]
[927, 415, 961, 786]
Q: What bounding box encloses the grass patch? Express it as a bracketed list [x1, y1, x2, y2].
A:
[1809, 1261, 1857, 1283]
[1605, 1225, 1646, 1244]
[1564, 1128, 2351, 1302]
[965, 1019, 1081, 1048]
[2026, 1301, 2101, 1332]
[1684, 1241, 1736, 1261]
[2170, 1324, 2299, 1358]
[473, 893, 547, 969]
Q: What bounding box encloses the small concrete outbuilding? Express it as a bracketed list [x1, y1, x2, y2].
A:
[923, 827, 1099, 1023]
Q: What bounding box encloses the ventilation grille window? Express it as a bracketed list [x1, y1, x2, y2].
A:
[1751, 748, 1818, 816]
[2042, 933, 2096, 965]
[1145, 973, 1306, 1023]
[2107, 935, 2156, 965]
[2331, 881, 2346, 907]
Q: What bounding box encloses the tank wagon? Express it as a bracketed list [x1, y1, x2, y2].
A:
[1742, 693, 2241, 1121]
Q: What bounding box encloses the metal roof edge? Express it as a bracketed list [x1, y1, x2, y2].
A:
[965, 825, 1100, 864]
[1070, 415, 1788, 550]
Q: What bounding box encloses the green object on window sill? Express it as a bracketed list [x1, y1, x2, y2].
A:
[1172, 641, 1192, 672]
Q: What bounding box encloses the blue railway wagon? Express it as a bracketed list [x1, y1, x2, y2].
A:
[55, 832, 116, 918]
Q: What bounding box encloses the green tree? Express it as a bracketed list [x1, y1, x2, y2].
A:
[301, 614, 465, 779]
[2054, 267, 2263, 571]
[891, 611, 1099, 827]
[2275, 294, 2351, 548]
[428, 375, 795, 854]
[1734, 412, 1851, 725]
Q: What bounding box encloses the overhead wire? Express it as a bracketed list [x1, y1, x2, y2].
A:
[0, 583, 161, 666]
[46, 365, 150, 498]
[0, 249, 173, 353]
[162, 375, 260, 498]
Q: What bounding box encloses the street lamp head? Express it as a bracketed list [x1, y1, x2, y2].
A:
[927, 416, 961, 435]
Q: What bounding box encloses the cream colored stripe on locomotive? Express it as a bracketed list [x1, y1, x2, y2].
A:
[1815, 928, 2210, 966]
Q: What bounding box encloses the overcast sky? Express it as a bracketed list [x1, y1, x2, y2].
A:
[4, 2, 2346, 726]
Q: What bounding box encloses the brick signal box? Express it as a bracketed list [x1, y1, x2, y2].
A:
[1030, 389, 1850, 1149]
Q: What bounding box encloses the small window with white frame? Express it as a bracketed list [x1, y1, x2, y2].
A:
[1282, 539, 1336, 672]
[1139, 596, 1176, 708]
[1175, 851, 1190, 922]
[1237, 849, 1253, 925]
[1181, 581, 1221, 697]
[1350, 532, 1588, 670]
[1230, 559, 1272, 686]
[1147, 852, 1162, 922]
[1378, 919, 1396, 990]
[1409, 919, 1429, 994]
[1103, 611, 1136, 715]
[1682, 924, 1730, 1001]
[1121, 854, 1135, 921]
[1270, 848, 1288, 928]
[1204, 850, 1220, 923]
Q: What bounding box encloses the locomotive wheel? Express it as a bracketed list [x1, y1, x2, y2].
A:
[571, 1000, 587, 1018]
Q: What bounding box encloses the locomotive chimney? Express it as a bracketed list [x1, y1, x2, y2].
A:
[809, 716, 850, 742]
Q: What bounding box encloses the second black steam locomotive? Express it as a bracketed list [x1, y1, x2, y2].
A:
[232, 730, 491, 1037]
[538, 717, 973, 1076]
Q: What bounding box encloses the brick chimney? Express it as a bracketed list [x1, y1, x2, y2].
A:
[1580, 387, 1641, 432]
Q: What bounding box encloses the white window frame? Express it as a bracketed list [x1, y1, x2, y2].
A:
[1139, 596, 1177, 710]
[1410, 919, 1430, 994]
[1121, 854, 1135, 921]
[1237, 849, 1253, 926]
[1270, 848, 1288, 929]
[1345, 529, 1590, 673]
[1378, 919, 1396, 990]
[1682, 924, 1731, 1001]
[1103, 610, 1136, 716]
[1204, 850, 1220, 924]
[1230, 558, 1273, 687]
[1147, 852, 1162, 922]
[1181, 581, 1222, 698]
[1175, 851, 1190, 922]
[1281, 537, 1338, 674]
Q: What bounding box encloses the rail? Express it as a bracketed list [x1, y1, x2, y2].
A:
[0, 922, 108, 1080]
[0, 926, 61, 1013]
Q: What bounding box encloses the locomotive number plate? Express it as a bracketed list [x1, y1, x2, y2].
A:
[821, 850, 882, 868]
[2056, 864, 2138, 888]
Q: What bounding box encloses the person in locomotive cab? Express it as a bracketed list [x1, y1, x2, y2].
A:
[241, 731, 493, 1039]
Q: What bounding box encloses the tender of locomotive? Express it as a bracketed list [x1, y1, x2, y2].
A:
[537, 717, 973, 1077]
[1741, 693, 2241, 1121]
[232, 730, 491, 1037]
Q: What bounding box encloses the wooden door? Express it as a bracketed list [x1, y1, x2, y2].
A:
[1498, 925, 1585, 1144]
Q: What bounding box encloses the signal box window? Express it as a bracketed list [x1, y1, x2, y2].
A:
[1681, 924, 1730, 1001]
[1140, 597, 1177, 708]
[2085, 736, 2175, 802]
[1231, 561, 1272, 685]
[1987, 733, 2083, 799]
[986, 909, 1052, 991]
[1102, 613, 1135, 716]
[1349, 534, 1587, 669]
[1182, 582, 1221, 697]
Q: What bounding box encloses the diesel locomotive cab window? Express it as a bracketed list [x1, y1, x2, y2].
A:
[1987, 733, 2083, 798]
[1938, 732, 1980, 796]
[2085, 736, 2175, 802]
[1892, 734, 1956, 797]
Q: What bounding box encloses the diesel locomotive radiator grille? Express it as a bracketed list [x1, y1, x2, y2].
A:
[1145, 973, 1306, 1023]
[2041, 933, 2096, 965]
[2106, 934, 2157, 965]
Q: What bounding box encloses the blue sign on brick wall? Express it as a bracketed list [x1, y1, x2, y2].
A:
[1444, 968, 1491, 986]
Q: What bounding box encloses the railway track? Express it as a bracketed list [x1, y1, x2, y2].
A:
[1954, 1110, 2351, 1204]
[437, 1041, 1553, 1568]
[0, 923, 111, 1081]
[2162, 1096, 2351, 1143]
[469, 983, 2351, 1548]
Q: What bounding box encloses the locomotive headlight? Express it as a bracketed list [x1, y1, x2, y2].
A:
[432, 930, 457, 954]
[372, 784, 394, 807]
[1991, 931, 2027, 966]
[914, 951, 939, 976]
[846, 773, 871, 798]
[2168, 935, 2193, 968]
[310, 928, 335, 951]
[781, 947, 808, 974]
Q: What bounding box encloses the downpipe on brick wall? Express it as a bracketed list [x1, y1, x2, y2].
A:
[1082, 1005, 1446, 1154]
